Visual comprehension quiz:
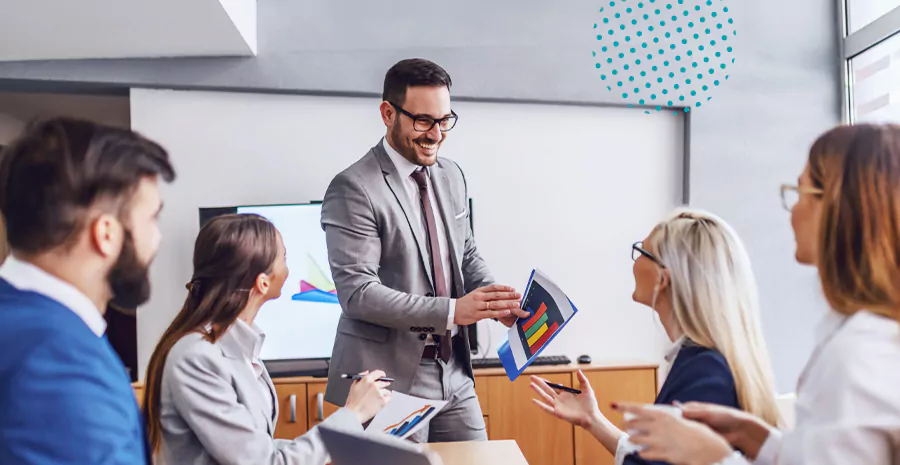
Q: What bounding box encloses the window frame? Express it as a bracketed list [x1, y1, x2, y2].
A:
[843, 1, 900, 123]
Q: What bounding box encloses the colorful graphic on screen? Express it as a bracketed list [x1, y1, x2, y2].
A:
[291, 253, 339, 304]
[517, 281, 564, 360]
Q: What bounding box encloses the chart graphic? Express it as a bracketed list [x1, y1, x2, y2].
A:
[291, 253, 339, 304]
[516, 280, 566, 361]
[383, 405, 437, 437]
[366, 392, 447, 439]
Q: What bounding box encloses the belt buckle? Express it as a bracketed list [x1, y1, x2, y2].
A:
[423, 343, 439, 360]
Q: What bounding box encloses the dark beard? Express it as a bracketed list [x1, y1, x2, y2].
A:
[107, 230, 152, 309]
[390, 117, 438, 165]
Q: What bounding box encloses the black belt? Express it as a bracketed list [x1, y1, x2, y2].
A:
[421, 344, 442, 360]
[422, 334, 463, 360]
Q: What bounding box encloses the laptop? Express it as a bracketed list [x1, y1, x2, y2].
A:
[319, 426, 443, 465]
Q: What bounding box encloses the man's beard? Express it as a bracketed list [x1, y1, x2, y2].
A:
[107, 231, 152, 309]
[391, 121, 439, 165]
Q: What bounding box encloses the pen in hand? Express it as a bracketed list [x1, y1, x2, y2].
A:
[542, 379, 582, 395]
[341, 373, 395, 383]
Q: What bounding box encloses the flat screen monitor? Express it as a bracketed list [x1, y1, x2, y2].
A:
[198, 201, 478, 365]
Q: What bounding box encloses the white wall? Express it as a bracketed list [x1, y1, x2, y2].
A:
[130, 88, 684, 380]
[0, 91, 130, 145]
[0, 0, 255, 61]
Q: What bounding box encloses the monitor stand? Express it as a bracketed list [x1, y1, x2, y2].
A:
[264, 358, 330, 378]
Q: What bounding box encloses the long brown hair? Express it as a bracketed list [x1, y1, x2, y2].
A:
[0, 213, 8, 265]
[143, 213, 279, 453]
[808, 124, 900, 321]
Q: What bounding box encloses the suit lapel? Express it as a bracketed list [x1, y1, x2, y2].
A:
[430, 163, 465, 296]
[218, 343, 276, 435]
[261, 368, 277, 434]
[374, 144, 434, 288]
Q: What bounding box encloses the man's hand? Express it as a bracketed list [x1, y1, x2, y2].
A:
[454, 285, 527, 326]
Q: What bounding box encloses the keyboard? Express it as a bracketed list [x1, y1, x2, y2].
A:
[471, 355, 571, 369]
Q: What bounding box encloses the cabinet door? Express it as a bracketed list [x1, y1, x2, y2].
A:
[273, 383, 309, 439]
[133, 385, 144, 410]
[487, 373, 574, 465]
[474, 376, 489, 415]
[574, 369, 657, 465]
[307, 383, 341, 429]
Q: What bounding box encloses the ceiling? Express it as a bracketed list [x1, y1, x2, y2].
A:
[0, 0, 256, 61]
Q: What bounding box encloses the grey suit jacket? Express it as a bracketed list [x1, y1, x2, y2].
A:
[321, 140, 494, 406]
[158, 332, 363, 465]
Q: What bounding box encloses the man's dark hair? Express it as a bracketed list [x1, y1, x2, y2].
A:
[0, 116, 176, 254]
[382, 58, 452, 106]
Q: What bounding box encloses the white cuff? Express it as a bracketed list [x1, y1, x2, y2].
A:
[614, 432, 637, 465]
[448, 299, 457, 331]
[714, 451, 749, 465]
[753, 429, 782, 465]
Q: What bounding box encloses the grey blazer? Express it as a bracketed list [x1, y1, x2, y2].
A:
[158, 332, 362, 465]
[321, 141, 494, 406]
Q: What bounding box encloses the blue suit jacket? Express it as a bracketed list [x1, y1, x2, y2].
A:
[0, 279, 148, 465]
[624, 344, 739, 465]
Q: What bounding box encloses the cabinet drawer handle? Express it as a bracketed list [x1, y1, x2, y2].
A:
[289, 394, 297, 423]
[317, 392, 324, 421]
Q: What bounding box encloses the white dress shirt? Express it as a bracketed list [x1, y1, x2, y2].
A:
[614, 335, 689, 465]
[0, 255, 106, 336]
[719, 309, 900, 465]
[382, 138, 458, 338]
[218, 319, 275, 422]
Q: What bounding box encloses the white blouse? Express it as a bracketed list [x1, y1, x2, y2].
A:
[720, 310, 900, 465]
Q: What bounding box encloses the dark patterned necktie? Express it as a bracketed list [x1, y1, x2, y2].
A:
[411, 168, 452, 363]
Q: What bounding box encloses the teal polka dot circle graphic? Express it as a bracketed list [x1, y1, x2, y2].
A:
[593, 0, 735, 113]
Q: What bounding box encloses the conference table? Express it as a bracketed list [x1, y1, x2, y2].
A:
[427, 440, 528, 465]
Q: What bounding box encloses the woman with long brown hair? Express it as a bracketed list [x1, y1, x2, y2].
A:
[0, 213, 8, 265]
[144, 214, 391, 464]
[615, 123, 900, 465]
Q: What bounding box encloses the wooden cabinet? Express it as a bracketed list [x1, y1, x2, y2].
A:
[132, 384, 144, 410]
[305, 381, 340, 429]
[474, 376, 489, 413]
[272, 382, 308, 439]
[574, 369, 659, 465]
[133, 362, 658, 465]
[487, 372, 575, 465]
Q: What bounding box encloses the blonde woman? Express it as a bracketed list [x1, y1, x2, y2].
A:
[530, 209, 779, 465]
[615, 124, 900, 465]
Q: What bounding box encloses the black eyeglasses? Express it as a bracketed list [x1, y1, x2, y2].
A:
[632, 241, 665, 268]
[388, 102, 458, 132]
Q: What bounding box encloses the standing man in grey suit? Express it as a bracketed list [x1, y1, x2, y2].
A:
[322, 58, 529, 442]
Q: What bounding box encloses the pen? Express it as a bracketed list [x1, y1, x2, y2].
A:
[341, 373, 395, 383]
[544, 380, 582, 395]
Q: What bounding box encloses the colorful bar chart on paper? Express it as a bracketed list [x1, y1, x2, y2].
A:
[497, 269, 579, 380]
[517, 287, 565, 359]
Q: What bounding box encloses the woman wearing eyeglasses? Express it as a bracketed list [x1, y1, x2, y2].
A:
[615, 124, 900, 465]
[530, 208, 779, 465]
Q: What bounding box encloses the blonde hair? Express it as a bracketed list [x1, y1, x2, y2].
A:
[650, 208, 780, 426]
